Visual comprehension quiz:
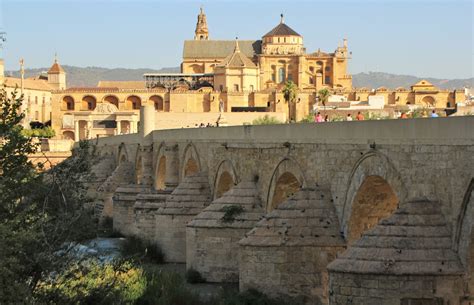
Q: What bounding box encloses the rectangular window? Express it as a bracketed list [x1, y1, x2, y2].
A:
[93, 120, 117, 129]
[35, 111, 39, 120]
[35, 96, 38, 105]
[325, 76, 331, 84]
[219, 85, 224, 92]
[250, 85, 254, 92]
[233, 84, 239, 92]
[271, 74, 276, 82]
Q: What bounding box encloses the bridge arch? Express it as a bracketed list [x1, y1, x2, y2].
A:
[454, 178, 474, 295]
[342, 151, 406, 244]
[266, 157, 307, 212]
[181, 143, 201, 178]
[134, 145, 144, 185]
[213, 159, 238, 200]
[117, 143, 130, 165]
[153, 143, 167, 190]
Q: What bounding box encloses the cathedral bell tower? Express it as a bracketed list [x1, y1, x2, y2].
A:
[194, 7, 209, 40]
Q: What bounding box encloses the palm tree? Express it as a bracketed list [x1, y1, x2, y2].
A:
[282, 81, 298, 122]
[318, 88, 331, 108]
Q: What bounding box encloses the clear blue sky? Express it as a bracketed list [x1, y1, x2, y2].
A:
[0, 0, 472, 79]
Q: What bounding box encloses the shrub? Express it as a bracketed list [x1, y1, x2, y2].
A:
[121, 236, 165, 264]
[220, 205, 244, 223]
[138, 269, 203, 305]
[252, 115, 283, 125]
[21, 126, 56, 138]
[298, 114, 314, 123]
[185, 268, 205, 284]
[35, 259, 146, 304]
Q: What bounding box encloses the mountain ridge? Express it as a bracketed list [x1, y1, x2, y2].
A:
[5, 66, 473, 90]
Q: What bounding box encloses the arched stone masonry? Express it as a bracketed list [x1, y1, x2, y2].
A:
[186, 181, 264, 282]
[455, 179, 474, 298]
[341, 151, 406, 241]
[213, 160, 238, 200]
[239, 188, 345, 304]
[266, 157, 307, 212]
[181, 143, 201, 178]
[328, 200, 465, 304]
[347, 175, 399, 244]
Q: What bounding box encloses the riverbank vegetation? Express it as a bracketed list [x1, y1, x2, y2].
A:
[0, 87, 303, 304]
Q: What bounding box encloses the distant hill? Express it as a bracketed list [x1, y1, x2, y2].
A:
[352, 72, 473, 90]
[5, 66, 472, 90]
[5, 65, 180, 88]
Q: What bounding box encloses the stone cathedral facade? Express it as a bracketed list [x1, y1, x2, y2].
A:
[181, 8, 353, 92]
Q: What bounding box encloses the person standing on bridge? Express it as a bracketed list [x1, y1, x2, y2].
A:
[431, 110, 439, 118]
[346, 113, 353, 121]
[315, 112, 323, 123]
[356, 112, 364, 121]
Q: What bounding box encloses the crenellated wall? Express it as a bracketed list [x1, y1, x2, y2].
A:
[87, 106, 473, 303]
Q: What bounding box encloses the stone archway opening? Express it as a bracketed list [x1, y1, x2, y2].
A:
[104, 95, 119, 108]
[136, 156, 143, 185]
[270, 172, 300, 211]
[150, 95, 164, 112]
[155, 156, 166, 190]
[126, 95, 142, 110]
[82, 95, 96, 111]
[184, 158, 199, 177]
[62, 96, 74, 111]
[119, 154, 127, 165]
[62, 130, 74, 140]
[215, 171, 233, 199]
[347, 175, 399, 244]
[421, 96, 435, 107]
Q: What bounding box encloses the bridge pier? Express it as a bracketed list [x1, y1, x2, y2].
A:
[186, 181, 264, 282]
[328, 200, 465, 304]
[154, 172, 211, 263]
[239, 188, 346, 304]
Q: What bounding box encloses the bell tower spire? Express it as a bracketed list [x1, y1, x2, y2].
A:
[194, 6, 209, 40]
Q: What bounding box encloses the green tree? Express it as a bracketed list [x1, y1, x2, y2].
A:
[252, 115, 283, 125]
[317, 88, 331, 107]
[0, 86, 100, 302]
[282, 81, 298, 122]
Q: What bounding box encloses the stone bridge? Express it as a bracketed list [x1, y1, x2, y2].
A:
[88, 105, 474, 304]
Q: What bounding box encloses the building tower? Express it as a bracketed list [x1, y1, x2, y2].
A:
[194, 7, 209, 40]
[0, 31, 5, 85]
[47, 55, 66, 90]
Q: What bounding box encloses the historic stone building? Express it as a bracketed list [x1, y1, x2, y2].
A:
[0, 56, 63, 126]
[182, 9, 352, 91]
[0, 9, 466, 141]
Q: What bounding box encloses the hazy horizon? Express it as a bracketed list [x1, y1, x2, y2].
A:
[0, 0, 472, 79]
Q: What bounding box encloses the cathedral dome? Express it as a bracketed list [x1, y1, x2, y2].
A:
[263, 14, 301, 38]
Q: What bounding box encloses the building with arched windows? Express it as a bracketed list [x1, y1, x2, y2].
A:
[0, 8, 465, 142]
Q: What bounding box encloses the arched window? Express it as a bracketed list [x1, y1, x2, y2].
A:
[62, 96, 75, 111]
[82, 96, 96, 111]
[103, 95, 119, 108]
[126, 95, 141, 110]
[278, 67, 285, 83]
[149, 95, 164, 111]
